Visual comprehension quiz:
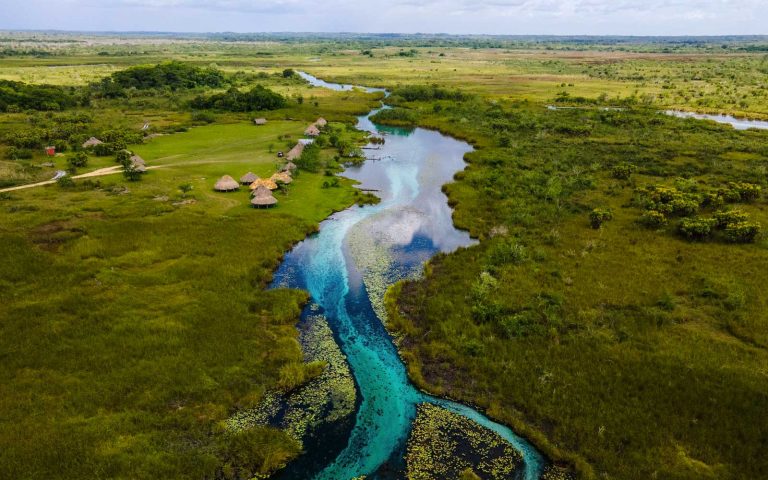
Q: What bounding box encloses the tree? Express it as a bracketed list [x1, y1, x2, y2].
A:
[282, 68, 295, 78]
[122, 163, 142, 182]
[178, 183, 193, 197]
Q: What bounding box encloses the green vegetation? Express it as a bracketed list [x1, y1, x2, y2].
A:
[2, 32, 768, 480]
[387, 90, 768, 479]
[405, 403, 523, 479]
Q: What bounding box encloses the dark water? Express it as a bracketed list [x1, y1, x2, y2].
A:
[270, 73, 545, 479]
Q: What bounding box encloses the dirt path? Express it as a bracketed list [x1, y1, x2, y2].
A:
[0, 165, 163, 193]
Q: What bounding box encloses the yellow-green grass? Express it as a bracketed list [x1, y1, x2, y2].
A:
[0, 104, 369, 478]
[388, 98, 768, 479]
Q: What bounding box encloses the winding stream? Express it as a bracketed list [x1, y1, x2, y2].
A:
[269, 73, 546, 479]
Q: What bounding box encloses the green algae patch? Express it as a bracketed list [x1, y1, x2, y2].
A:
[227, 312, 356, 446]
[405, 403, 523, 479]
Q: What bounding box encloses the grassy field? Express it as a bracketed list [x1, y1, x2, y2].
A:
[0, 56, 378, 478]
[385, 95, 768, 479]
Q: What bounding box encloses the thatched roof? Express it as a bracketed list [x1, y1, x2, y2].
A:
[250, 178, 278, 190]
[214, 175, 240, 192]
[132, 163, 147, 173]
[315, 117, 327, 127]
[253, 118, 267, 125]
[286, 143, 305, 161]
[271, 172, 293, 184]
[281, 161, 297, 173]
[304, 125, 321, 136]
[240, 172, 259, 184]
[130, 154, 145, 166]
[82, 137, 103, 148]
[251, 186, 278, 207]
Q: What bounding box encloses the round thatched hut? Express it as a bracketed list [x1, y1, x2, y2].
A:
[82, 137, 103, 148]
[281, 161, 297, 173]
[286, 143, 304, 161]
[130, 154, 145, 166]
[249, 178, 278, 191]
[304, 125, 321, 137]
[240, 172, 259, 185]
[214, 175, 240, 192]
[253, 118, 267, 126]
[315, 117, 327, 127]
[271, 172, 293, 185]
[251, 186, 277, 208]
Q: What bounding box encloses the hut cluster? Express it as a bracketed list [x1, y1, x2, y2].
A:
[213, 161, 297, 209]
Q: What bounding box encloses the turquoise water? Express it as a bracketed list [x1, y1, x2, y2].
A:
[271, 73, 546, 479]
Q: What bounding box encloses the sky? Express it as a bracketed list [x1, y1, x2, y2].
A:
[1, 0, 766, 36]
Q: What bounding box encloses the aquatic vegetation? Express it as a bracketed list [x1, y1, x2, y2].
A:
[405, 403, 523, 480]
[227, 314, 356, 445]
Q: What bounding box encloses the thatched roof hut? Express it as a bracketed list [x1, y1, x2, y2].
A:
[251, 186, 277, 208]
[214, 175, 240, 192]
[315, 117, 327, 127]
[271, 172, 293, 185]
[132, 163, 147, 173]
[286, 143, 305, 161]
[82, 137, 103, 148]
[240, 172, 259, 185]
[281, 161, 297, 173]
[250, 178, 278, 191]
[253, 118, 267, 125]
[304, 125, 320, 137]
[130, 154, 145, 166]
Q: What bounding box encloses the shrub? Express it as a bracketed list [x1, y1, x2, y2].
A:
[678, 217, 716, 240]
[724, 222, 761, 243]
[122, 163, 142, 182]
[714, 209, 750, 229]
[56, 175, 75, 188]
[729, 182, 762, 202]
[488, 239, 527, 266]
[115, 149, 132, 166]
[669, 197, 700, 216]
[639, 210, 668, 228]
[611, 162, 637, 180]
[5, 146, 33, 160]
[67, 151, 88, 169]
[589, 208, 613, 229]
[191, 111, 216, 124]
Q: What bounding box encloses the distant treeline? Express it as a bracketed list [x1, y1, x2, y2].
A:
[95, 61, 226, 97]
[392, 85, 468, 102]
[190, 85, 285, 112]
[0, 80, 85, 112]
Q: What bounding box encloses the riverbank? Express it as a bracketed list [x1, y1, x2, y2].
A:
[382, 90, 768, 479]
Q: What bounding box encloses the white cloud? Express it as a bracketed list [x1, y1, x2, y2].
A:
[2, 0, 766, 34]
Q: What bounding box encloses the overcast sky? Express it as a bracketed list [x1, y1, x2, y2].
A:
[1, 0, 766, 35]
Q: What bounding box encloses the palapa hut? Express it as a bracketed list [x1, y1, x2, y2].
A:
[281, 161, 297, 173]
[82, 137, 103, 148]
[240, 172, 259, 185]
[271, 172, 293, 185]
[286, 143, 305, 161]
[251, 186, 278, 208]
[315, 117, 327, 127]
[304, 125, 321, 137]
[130, 154, 147, 173]
[253, 118, 267, 126]
[214, 175, 240, 192]
[250, 178, 278, 191]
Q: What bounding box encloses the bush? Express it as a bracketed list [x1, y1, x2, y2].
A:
[56, 175, 75, 188]
[295, 143, 322, 173]
[714, 209, 750, 229]
[589, 208, 613, 229]
[370, 107, 417, 126]
[67, 151, 88, 169]
[191, 111, 216, 124]
[5, 146, 33, 160]
[729, 182, 762, 202]
[724, 222, 761, 243]
[611, 162, 637, 180]
[639, 210, 668, 228]
[487, 239, 527, 266]
[678, 217, 716, 240]
[115, 149, 132, 166]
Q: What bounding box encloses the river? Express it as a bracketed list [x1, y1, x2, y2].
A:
[664, 110, 768, 130]
[268, 73, 546, 479]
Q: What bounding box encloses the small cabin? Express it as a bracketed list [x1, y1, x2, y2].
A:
[253, 118, 267, 126]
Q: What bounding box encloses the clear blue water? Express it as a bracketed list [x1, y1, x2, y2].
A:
[270, 73, 546, 479]
[665, 110, 768, 130]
